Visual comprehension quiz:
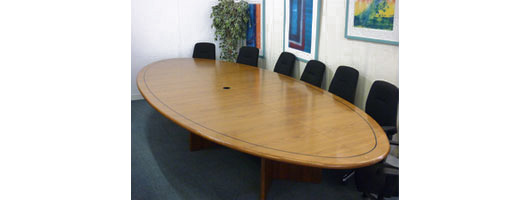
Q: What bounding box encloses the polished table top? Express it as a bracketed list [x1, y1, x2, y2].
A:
[137, 58, 389, 169]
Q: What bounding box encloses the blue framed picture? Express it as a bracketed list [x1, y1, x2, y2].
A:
[283, 0, 321, 62]
[245, 0, 266, 58]
[345, 0, 399, 45]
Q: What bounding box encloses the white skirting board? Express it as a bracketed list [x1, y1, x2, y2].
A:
[131, 94, 144, 101]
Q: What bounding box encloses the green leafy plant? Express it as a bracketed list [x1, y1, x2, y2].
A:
[211, 0, 250, 61]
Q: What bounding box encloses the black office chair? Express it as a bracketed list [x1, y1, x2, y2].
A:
[236, 46, 259, 67]
[328, 66, 359, 104]
[342, 80, 399, 190]
[192, 42, 216, 60]
[273, 52, 296, 77]
[365, 81, 399, 139]
[300, 60, 326, 87]
[354, 142, 399, 200]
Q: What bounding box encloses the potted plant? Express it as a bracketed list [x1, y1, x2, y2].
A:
[211, 0, 250, 61]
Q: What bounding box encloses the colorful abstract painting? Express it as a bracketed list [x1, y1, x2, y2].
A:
[283, 0, 320, 61]
[288, 0, 313, 53]
[353, 0, 395, 31]
[245, 0, 264, 57]
[345, 0, 398, 45]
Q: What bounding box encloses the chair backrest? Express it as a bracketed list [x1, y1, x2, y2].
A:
[300, 60, 326, 87]
[365, 81, 399, 128]
[328, 66, 359, 104]
[273, 52, 296, 77]
[192, 42, 216, 60]
[236, 46, 259, 67]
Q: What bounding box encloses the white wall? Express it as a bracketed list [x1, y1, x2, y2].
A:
[131, 0, 219, 99]
[132, 0, 398, 109]
[262, 0, 398, 109]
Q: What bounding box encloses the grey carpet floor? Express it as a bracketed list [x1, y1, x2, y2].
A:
[132, 100, 397, 200]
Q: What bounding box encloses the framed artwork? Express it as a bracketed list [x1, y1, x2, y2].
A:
[245, 0, 266, 58]
[283, 0, 321, 62]
[345, 0, 399, 45]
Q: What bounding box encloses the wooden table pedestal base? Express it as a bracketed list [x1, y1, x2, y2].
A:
[189, 133, 323, 200]
[260, 158, 322, 200]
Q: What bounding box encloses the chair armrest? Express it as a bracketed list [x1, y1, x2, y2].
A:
[382, 167, 399, 177]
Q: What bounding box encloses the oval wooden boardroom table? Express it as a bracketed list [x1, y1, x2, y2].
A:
[137, 58, 390, 200]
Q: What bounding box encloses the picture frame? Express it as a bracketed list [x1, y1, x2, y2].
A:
[283, 0, 321, 62]
[345, 0, 399, 45]
[245, 0, 266, 58]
